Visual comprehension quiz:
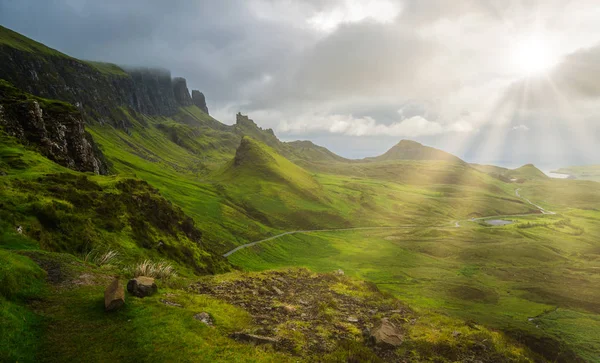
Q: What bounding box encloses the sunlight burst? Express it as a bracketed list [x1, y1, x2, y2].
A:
[511, 35, 558, 76]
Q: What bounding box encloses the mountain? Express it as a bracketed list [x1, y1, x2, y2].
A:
[284, 140, 350, 163]
[367, 139, 465, 163]
[0, 25, 209, 128]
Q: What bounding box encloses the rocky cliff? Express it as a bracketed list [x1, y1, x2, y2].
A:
[0, 80, 108, 174]
[0, 25, 209, 127]
[191, 90, 209, 114]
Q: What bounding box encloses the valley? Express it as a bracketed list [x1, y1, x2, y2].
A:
[1, 24, 600, 363]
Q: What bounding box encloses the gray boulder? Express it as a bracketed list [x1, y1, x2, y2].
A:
[127, 276, 158, 298]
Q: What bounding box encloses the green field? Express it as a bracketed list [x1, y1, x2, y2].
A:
[229, 199, 600, 362]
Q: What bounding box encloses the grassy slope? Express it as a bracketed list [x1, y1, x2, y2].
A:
[229, 185, 600, 362]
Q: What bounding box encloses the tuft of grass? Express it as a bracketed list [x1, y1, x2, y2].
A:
[83, 249, 120, 266]
[133, 259, 177, 279]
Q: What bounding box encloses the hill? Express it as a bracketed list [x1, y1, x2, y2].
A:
[366, 139, 465, 163]
[220, 136, 322, 193]
[506, 164, 549, 181]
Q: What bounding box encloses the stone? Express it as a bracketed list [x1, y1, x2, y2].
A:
[370, 318, 404, 348]
[230, 332, 279, 345]
[282, 305, 296, 314]
[127, 276, 157, 298]
[16, 226, 23, 234]
[194, 312, 214, 326]
[104, 278, 125, 311]
[334, 269, 345, 276]
[347, 316, 359, 323]
[272, 286, 284, 296]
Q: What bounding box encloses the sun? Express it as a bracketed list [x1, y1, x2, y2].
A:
[511, 35, 558, 76]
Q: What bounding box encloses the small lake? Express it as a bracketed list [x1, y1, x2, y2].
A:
[486, 219, 513, 226]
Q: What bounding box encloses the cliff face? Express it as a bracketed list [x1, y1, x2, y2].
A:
[191, 90, 209, 114]
[0, 80, 108, 174]
[0, 26, 209, 126]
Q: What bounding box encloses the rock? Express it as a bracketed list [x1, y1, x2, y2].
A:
[452, 330, 462, 337]
[172, 77, 193, 106]
[0, 83, 108, 175]
[347, 316, 359, 323]
[193, 312, 214, 326]
[104, 278, 125, 311]
[230, 332, 279, 345]
[334, 269, 345, 276]
[16, 226, 23, 234]
[127, 276, 157, 298]
[272, 286, 284, 296]
[191, 90, 209, 114]
[370, 318, 404, 348]
[282, 305, 296, 314]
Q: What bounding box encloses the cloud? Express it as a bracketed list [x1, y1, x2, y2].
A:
[278, 112, 474, 138]
[512, 124, 530, 131]
[1, 0, 600, 165]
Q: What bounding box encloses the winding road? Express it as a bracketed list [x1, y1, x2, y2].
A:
[223, 188, 555, 257]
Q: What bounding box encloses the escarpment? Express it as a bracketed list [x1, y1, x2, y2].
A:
[0, 80, 108, 174]
[0, 26, 210, 127]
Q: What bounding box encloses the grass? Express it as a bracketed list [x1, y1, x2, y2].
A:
[133, 259, 177, 279]
[0, 250, 47, 362]
[229, 204, 600, 362]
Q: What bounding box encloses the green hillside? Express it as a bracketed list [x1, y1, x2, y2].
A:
[1, 25, 600, 362]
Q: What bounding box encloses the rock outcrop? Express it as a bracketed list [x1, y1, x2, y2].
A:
[191, 90, 209, 114]
[127, 276, 158, 298]
[0, 80, 108, 174]
[104, 278, 125, 311]
[173, 77, 193, 107]
[0, 26, 210, 126]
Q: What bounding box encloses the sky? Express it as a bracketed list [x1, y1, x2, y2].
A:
[1, 0, 600, 168]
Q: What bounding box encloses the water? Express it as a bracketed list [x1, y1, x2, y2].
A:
[486, 219, 513, 226]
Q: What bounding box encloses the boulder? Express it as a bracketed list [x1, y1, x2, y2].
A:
[193, 312, 214, 326]
[370, 318, 404, 348]
[230, 332, 279, 345]
[104, 278, 125, 311]
[127, 276, 157, 298]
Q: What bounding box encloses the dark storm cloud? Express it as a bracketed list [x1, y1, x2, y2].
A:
[0, 0, 312, 116]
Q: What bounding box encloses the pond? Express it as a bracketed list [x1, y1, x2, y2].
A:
[485, 219, 513, 226]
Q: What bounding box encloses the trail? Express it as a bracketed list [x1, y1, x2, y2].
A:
[515, 188, 556, 215]
[224, 188, 556, 257]
[223, 225, 420, 257]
